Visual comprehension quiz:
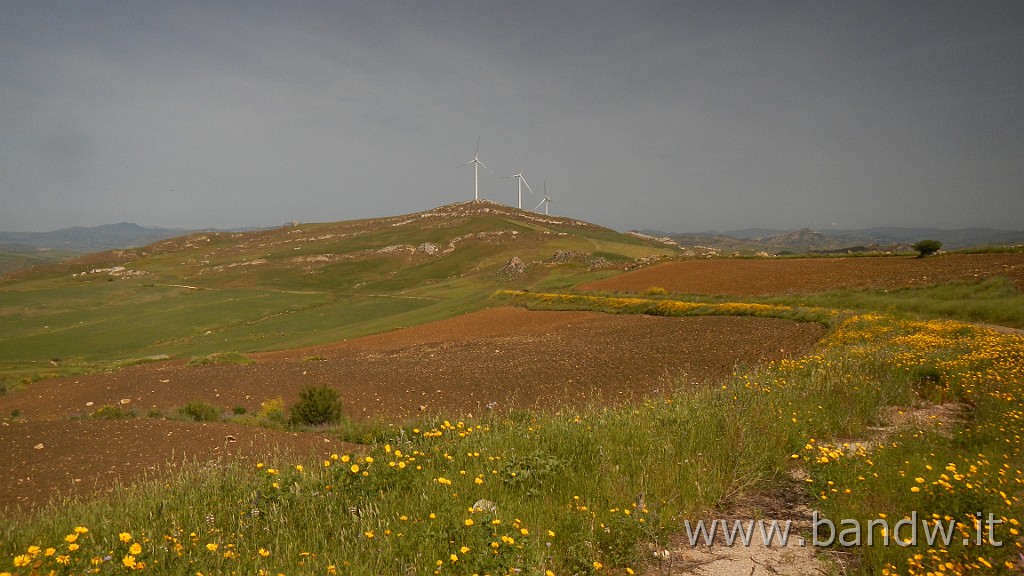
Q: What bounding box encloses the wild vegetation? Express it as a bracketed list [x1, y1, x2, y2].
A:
[2, 306, 1021, 575]
[1, 204, 1022, 575]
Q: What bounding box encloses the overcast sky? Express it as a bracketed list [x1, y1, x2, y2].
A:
[2, 1, 1022, 233]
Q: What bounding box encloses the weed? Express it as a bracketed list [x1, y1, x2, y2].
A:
[112, 354, 171, 369]
[176, 401, 221, 422]
[186, 352, 254, 367]
[259, 397, 287, 424]
[289, 386, 343, 426]
[90, 405, 136, 420]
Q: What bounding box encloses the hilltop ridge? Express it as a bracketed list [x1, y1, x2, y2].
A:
[0, 201, 676, 363]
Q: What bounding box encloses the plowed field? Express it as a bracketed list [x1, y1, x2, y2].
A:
[579, 253, 1024, 296]
[0, 307, 825, 510]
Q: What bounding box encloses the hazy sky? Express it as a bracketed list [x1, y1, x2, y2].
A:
[2, 1, 1022, 233]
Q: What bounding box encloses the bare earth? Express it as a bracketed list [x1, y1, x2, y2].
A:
[0, 307, 825, 511]
[580, 252, 1024, 295]
[0, 419, 340, 512]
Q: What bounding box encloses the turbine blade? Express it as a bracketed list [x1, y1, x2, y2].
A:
[521, 177, 534, 194]
[477, 159, 492, 174]
[534, 198, 546, 211]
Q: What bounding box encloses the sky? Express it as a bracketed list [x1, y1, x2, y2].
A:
[2, 1, 1022, 234]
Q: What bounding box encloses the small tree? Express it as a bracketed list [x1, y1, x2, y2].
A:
[912, 239, 942, 258]
[290, 386, 343, 426]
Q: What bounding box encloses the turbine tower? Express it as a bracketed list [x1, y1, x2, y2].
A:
[535, 181, 553, 215]
[458, 137, 491, 201]
[503, 170, 534, 209]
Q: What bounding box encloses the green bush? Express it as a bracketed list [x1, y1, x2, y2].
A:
[289, 386, 343, 426]
[91, 405, 136, 420]
[912, 239, 942, 258]
[176, 402, 221, 422]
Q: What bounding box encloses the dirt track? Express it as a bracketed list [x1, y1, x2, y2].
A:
[0, 307, 825, 510]
[579, 253, 1024, 295]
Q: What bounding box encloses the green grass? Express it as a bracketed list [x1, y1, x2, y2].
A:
[0, 250, 77, 275]
[3, 312, 1021, 575]
[761, 276, 1024, 328]
[0, 205, 679, 388]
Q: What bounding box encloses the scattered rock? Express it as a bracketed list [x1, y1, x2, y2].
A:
[472, 499, 497, 513]
[496, 256, 527, 277]
[552, 249, 583, 261]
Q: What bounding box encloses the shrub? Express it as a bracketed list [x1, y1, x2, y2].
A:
[912, 239, 942, 258]
[289, 386, 343, 426]
[187, 352, 254, 367]
[259, 397, 287, 424]
[176, 402, 221, 422]
[645, 286, 668, 296]
[232, 405, 247, 415]
[91, 405, 136, 420]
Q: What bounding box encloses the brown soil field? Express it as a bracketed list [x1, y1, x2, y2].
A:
[579, 252, 1024, 296]
[0, 420, 340, 512]
[0, 307, 825, 511]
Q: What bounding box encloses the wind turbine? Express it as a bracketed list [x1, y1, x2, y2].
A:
[457, 137, 491, 201]
[503, 170, 533, 209]
[534, 181, 553, 215]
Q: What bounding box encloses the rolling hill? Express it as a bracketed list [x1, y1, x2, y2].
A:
[0, 201, 677, 377]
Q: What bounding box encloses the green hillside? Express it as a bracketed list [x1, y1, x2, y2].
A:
[0, 201, 675, 385]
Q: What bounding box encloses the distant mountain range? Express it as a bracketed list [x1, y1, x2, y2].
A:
[636, 227, 1024, 253]
[3, 221, 1023, 258]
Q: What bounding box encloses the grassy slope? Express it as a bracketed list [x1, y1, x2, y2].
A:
[0, 203, 676, 387]
[4, 206, 1023, 575]
[0, 250, 79, 275]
